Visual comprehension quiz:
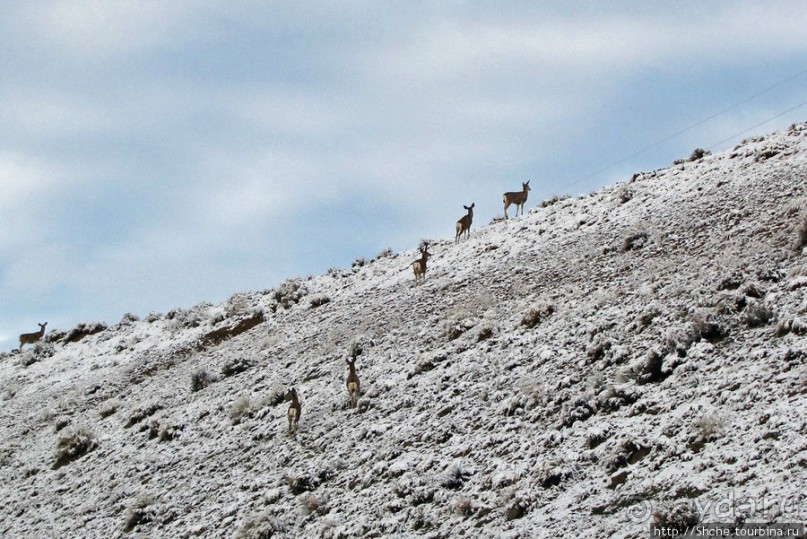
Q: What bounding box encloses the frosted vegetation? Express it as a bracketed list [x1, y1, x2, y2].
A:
[1, 124, 806, 537]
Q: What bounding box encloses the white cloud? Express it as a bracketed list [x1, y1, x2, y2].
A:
[2, 0, 806, 345]
[0, 151, 54, 202]
[223, 88, 352, 138]
[368, 3, 807, 87]
[0, 92, 115, 138]
[8, 0, 198, 60]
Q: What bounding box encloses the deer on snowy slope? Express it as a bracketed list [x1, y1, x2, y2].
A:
[286, 387, 301, 436]
[412, 242, 432, 283]
[19, 322, 47, 351]
[503, 180, 530, 219]
[346, 357, 360, 409]
[455, 203, 474, 244]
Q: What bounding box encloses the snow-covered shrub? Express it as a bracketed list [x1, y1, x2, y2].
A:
[636, 304, 661, 331]
[221, 357, 257, 378]
[272, 279, 306, 309]
[585, 427, 611, 449]
[688, 147, 711, 162]
[446, 317, 476, 341]
[604, 439, 651, 473]
[190, 369, 213, 392]
[98, 400, 120, 419]
[308, 294, 331, 309]
[1, 381, 20, 401]
[439, 463, 472, 490]
[234, 510, 285, 539]
[124, 495, 158, 532]
[504, 495, 529, 521]
[476, 322, 496, 342]
[285, 472, 321, 495]
[300, 492, 330, 517]
[795, 213, 807, 252]
[715, 292, 746, 314]
[119, 312, 140, 325]
[520, 303, 555, 329]
[652, 501, 701, 530]
[125, 402, 164, 428]
[757, 267, 785, 282]
[693, 412, 726, 441]
[775, 316, 807, 337]
[348, 335, 372, 359]
[352, 256, 369, 268]
[742, 282, 766, 299]
[618, 186, 634, 204]
[597, 384, 640, 413]
[409, 354, 446, 378]
[53, 427, 97, 469]
[19, 342, 55, 366]
[266, 384, 287, 407]
[586, 339, 611, 364]
[54, 416, 70, 433]
[691, 313, 729, 342]
[666, 327, 698, 358]
[622, 231, 649, 251]
[633, 347, 667, 384]
[34, 341, 55, 359]
[717, 270, 745, 291]
[560, 396, 597, 427]
[166, 307, 206, 331]
[326, 266, 346, 278]
[539, 194, 570, 208]
[228, 395, 253, 425]
[62, 322, 108, 344]
[743, 301, 775, 328]
[225, 293, 250, 318]
[455, 495, 473, 517]
[156, 421, 185, 442]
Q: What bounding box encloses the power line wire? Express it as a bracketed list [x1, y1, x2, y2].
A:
[564, 69, 807, 191]
[707, 99, 807, 150]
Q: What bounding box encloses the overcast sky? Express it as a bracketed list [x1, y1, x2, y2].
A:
[2, 1, 806, 348]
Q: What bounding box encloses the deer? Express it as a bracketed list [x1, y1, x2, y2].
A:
[19, 322, 47, 351]
[455, 203, 474, 244]
[503, 180, 531, 219]
[412, 243, 432, 283]
[346, 357, 360, 408]
[286, 387, 301, 436]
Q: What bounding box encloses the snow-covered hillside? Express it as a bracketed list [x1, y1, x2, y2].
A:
[2, 123, 806, 538]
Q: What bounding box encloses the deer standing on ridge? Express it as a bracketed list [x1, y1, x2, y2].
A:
[19, 322, 47, 351]
[412, 243, 432, 283]
[287, 388, 301, 436]
[503, 180, 531, 219]
[346, 357, 360, 409]
[455, 203, 474, 244]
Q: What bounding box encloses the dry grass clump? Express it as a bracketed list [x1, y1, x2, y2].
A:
[794, 213, 807, 252]
[228, 395, 254, 425]
[190, 369, 214, 392]
[652, 501, 700, 531]
[520, 304, 555, 329]
[124, 495, 158, 532]
[221, 357, 257, 378]
[234, 510, 285, 539]
[743, 301, 775, 328]
[53, 427, 97, 469]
